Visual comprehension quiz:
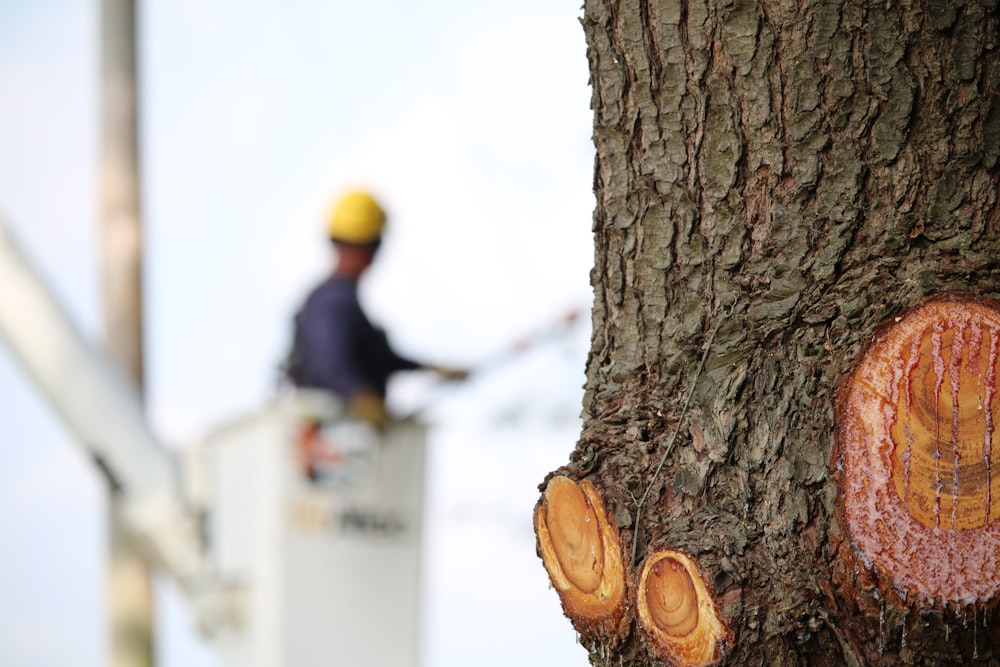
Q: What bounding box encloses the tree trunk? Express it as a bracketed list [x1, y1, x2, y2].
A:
[536, 1, 1000, 665]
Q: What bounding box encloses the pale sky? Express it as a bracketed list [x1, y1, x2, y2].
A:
[0, 1, 595, 665]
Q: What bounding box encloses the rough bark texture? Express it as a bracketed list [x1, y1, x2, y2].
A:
[546, 0, 1000, 664]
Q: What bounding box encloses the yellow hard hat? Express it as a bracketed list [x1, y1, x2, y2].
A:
[327, 190, 386, 245]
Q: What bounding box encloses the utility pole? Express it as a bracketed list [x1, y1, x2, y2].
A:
[100, 0, 155, 665]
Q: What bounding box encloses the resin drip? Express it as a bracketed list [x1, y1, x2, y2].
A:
[891, 318, 1000, 530]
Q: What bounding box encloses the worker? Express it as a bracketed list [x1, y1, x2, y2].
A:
[286, 189, 467, 431]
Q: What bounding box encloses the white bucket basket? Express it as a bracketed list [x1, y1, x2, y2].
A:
[201, 392, 427, 667]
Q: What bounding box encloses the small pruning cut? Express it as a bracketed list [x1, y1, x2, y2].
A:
[636, 548, 731, 666]
[534, 476, 627, 639]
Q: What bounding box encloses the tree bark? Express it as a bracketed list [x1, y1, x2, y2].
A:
[538, 0, 1000, 664]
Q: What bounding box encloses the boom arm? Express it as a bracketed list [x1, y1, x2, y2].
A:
[0, 218, 219, 613]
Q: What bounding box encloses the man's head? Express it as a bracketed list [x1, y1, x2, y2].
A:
[328, 190, 386, 277]
[328, 190, 386, 246]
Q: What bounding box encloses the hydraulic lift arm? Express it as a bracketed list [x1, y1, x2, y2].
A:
[0, 218, 233, 629]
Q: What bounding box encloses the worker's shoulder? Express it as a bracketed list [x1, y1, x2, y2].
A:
[303, 276, 361, 312]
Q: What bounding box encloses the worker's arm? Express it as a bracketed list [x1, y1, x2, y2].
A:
[424, 364, 470, 381]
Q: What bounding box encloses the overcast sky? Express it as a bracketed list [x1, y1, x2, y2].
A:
[0, 1, 595, 665]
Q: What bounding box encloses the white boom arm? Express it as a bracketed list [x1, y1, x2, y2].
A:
[0, 218, 224, 619]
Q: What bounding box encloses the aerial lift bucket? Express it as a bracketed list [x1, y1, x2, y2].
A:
[200, 390, 426, 667]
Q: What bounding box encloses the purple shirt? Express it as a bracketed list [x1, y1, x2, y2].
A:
[291, 276, 420, 398]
